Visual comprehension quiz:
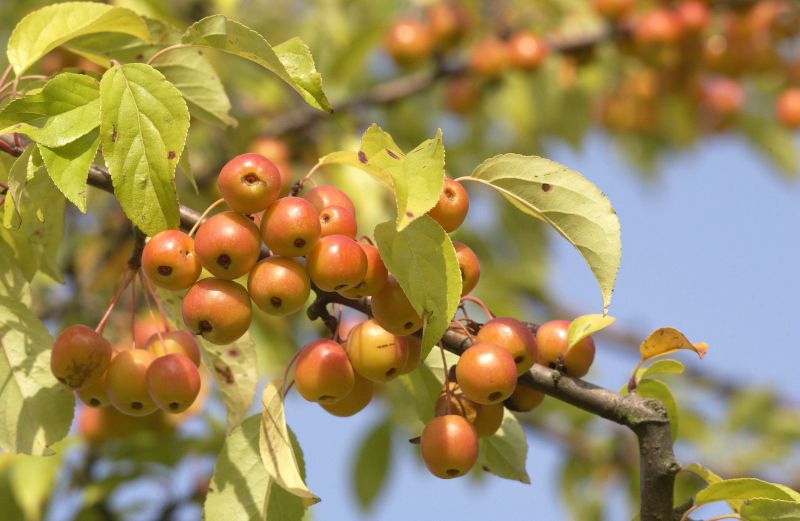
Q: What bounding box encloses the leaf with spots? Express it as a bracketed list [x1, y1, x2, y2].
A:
[260, 379, 320, 506]
[6, 2, 150, 75]
[99, 63, 188, 236]
[181, 15, 331, 112]
[198, 333, 258, 432]
[374, 217, 461, 359]
[639, 327, 708, 362]
[465, 154, 621, 313]
[316, 124, 445, 231]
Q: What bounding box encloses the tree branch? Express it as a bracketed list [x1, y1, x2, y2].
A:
[263, 27, 628, 136]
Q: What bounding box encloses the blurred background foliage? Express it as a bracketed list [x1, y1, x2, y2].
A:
[0, 0, 799, 519]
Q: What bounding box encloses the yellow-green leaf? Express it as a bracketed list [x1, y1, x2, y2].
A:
[100, 63, 188, 236]
[37, 130, 100, 213]
[374, 217, 461, 358]
[636, 359, 684, 381]
[695, 478, 799, 509]
[566, 314, 615, 351]
[639, 327, 708, 362]
[198, 333, 258, 433]
[635, 379, 679, 441]
[260, 379, 320, 505]
[7, 2, 150, 75]
[741, 499, 800, 520]
[466, 154, 621, 313]
[316, 125, 446, 230]
[181, 15, 331, 112]
[477, 409, 530, 484]
[0, 297, 75, 455]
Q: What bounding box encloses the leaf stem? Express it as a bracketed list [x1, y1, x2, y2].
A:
[438, 342, 452, 415]
[139, 269, 171, 333]
[146, 44, 192, 65]
[95, 268, 134, 334]
[188, 198, 226, 237]
[460, 295, 494, 320]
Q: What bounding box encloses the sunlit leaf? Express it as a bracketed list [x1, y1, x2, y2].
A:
[198, 333, 258, 432]
[7, 2, 150, 75]
[0, 73, 100, 148]
[636, 359, 684, 381]
[37, 130, 100, 213]
[100, 63, 188, 236]
[374, 217, 461, 358]
[695, 478, 800, 509]
[317, 125, 446, 230]
[260, 379, 320, 505]
[566, 314, 615, 351]
[0, 296, 74, 455]
[181, 15, 331, 112]
[740, 499, 800, 520]
[466, 154, 621, 313]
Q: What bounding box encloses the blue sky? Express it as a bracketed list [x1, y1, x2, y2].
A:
[286, 132, 800, 521]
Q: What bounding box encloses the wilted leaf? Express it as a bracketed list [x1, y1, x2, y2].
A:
[639, 327, 707, 362]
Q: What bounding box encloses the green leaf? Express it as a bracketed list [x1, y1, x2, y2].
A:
[466, 154, 621, 313]
[636, 359, 684, 381]
[353, 419, 392, 509]
[7, 2, 150, 75]
[37, 129, 100, 213]
[152, 47, 235, 128]
[100, 63, 188, 236]
[0, 73, 100, 148]
[181, 15, 331, 112]
[374, 217, 461, 359]
[477, 409, 530, 484]
[695, 478, 799, 509]
[635, 379, 679, 441]
[260, 380, 320, 505]
[317, 125, 446, 230]
[0, 297, 75, 455]
[203, 415, 268, 520]
[177, 148, 197, 193]
[741, 499, 800, 520]
[396, 362, 442, 424]
[198, 333, 258, 432]
[567, 313, 615, 350]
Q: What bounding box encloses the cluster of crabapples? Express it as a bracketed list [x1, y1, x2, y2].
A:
[48, 149, 597, 479]
[383, 1, 800, 130]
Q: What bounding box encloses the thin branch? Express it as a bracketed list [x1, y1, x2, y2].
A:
[263, 27, 628, 136]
